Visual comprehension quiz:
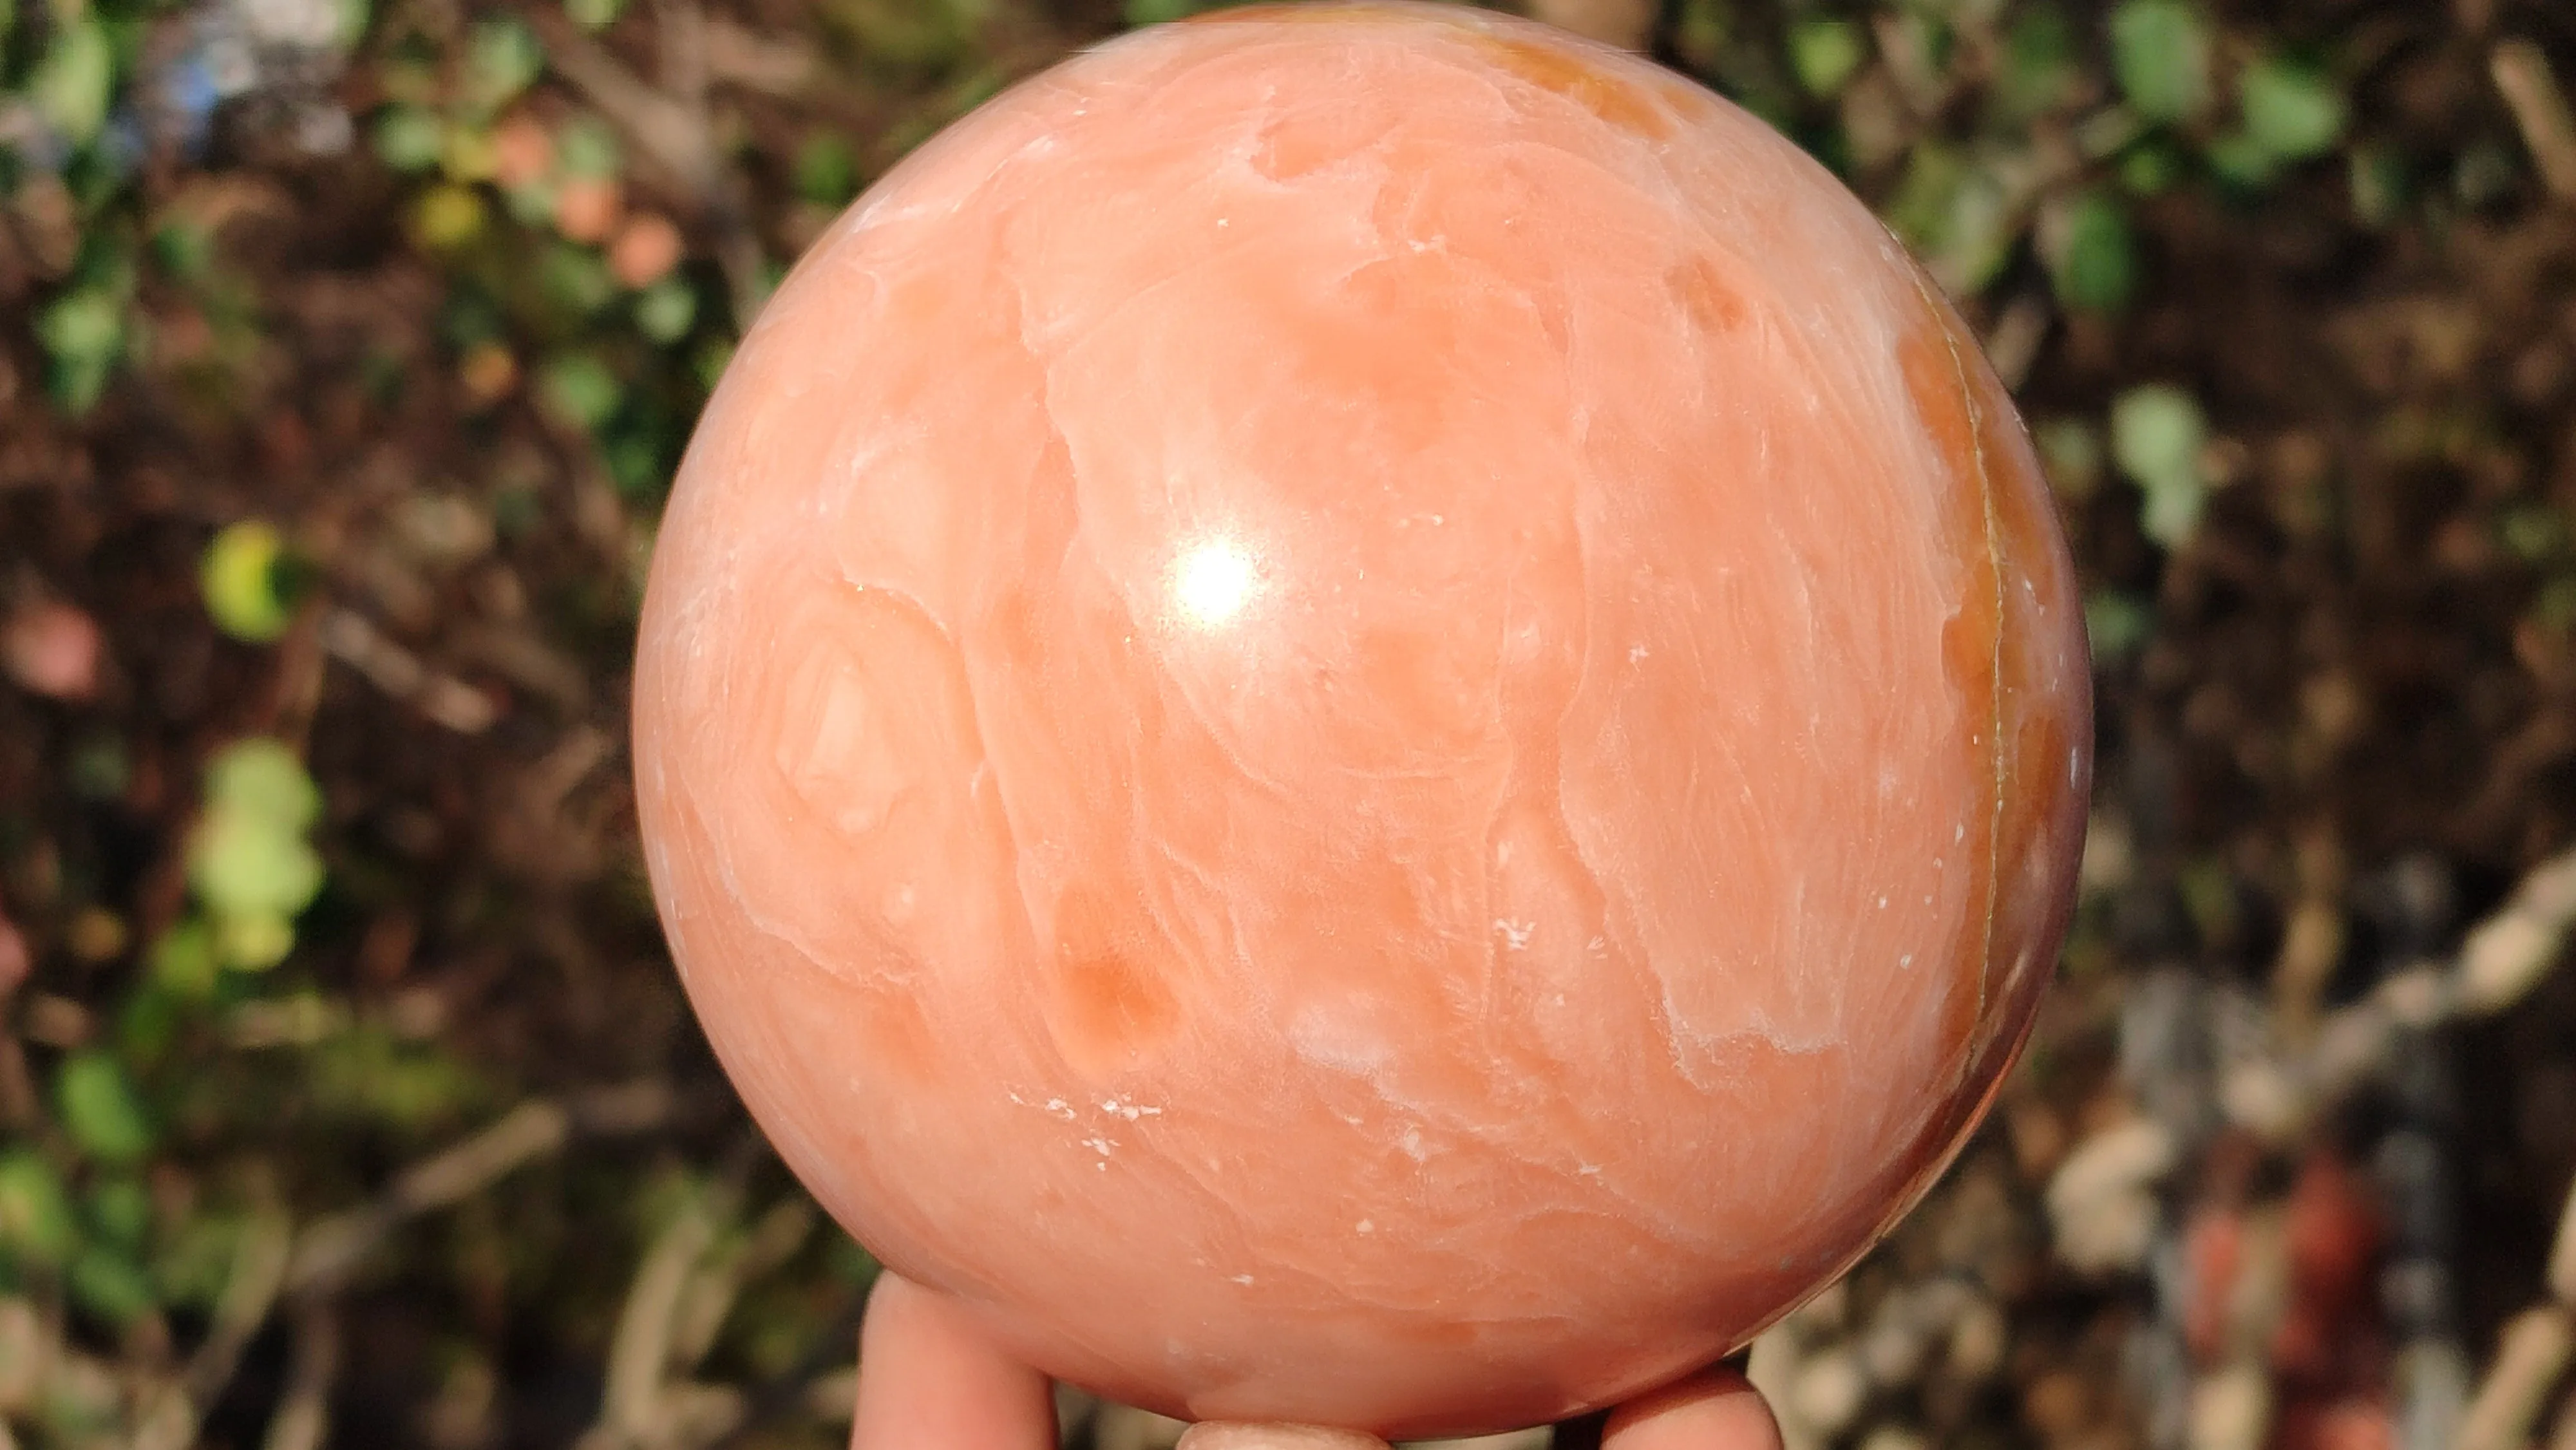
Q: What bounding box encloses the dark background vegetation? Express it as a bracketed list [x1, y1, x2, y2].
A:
[3, 0, 2575, 1445]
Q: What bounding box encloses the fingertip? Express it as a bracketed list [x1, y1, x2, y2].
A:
[851, 1272, 1059, 1450]
[1175, 1423, 1394, 1450]
[1599, 1368, 1785, 1450]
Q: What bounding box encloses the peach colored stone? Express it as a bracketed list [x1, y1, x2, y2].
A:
[3, 599, 102, 702]
[632, 4, 2088, 1438]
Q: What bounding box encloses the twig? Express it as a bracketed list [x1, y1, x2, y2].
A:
[702, 17, 817, 96]
[2543, 1173, 2576, 1309]
[261, 1303, 339, 1450]
[287, 1080, 676, 1295]
[128, 1207, 294, 1450]
[2456, 1308, 2573, 1450]
[2492, 41, 2576, 201]
[672, 1198, 817, 1370]
[187, 1207, 294, 1402]
[586, 1185, 726, 1448]
[2457, 843, 2576, 1013]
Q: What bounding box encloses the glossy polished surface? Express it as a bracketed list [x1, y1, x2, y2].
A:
[633, 5, 2090, 1438]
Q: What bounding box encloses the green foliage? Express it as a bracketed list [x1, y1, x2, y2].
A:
[2349, 144, 2408, 228]
[2044, 190, 2137, 313]
[837, 0, 985, 64]
[186, 738, 327, 971]
[543, 352, 623, 431]
[0, 1151, 77, 1268]
[55, 1052, 153, 1165]
[413, 184, 490, 250]
[2110, 384, 2211, 547]
[150, 919, 222, 998]
[555, 116, 622, 178]
[1886, 142, 2014, 293]
[2085, 592, 2154, 663]
[201, 520, 298, 643]
[374, 105, 448, 173]
[68, 1244, 156, 1324]
[540, 243, 618, 316]
[2239, 57, 2345, 162]
[2108, 0, 2211, 125]
[2213, 56, 2347, 185]
[153, 1213, 244, 1310]
[84, 1177, 150, 1249]
[309, 1026, 484, 1131]
[35, 281, 124, 414]
[636, 279, 697, 343]
[795, 135, 860, 205]
[1788, 19, 1866, 99]
[1994, 6, 2079, 123]
[2035, 417, 2105, 499]
[1122, 0, 1196, 26]
[32, 15, 113, 147]
[463, 17, 544, 117]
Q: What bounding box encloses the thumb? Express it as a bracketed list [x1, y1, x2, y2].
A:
[1175, 1424, 1394, 1450]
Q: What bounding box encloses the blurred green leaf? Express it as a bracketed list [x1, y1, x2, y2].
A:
[636, 279, 697, 343]
[1994, 6, 2079, 122]
[201, 520, 296, 643]
[2204, 129, 2277, 189]
[2045, 190, 2137, 312]
[1788, 19, 1866, 99]
[373, 106, 447, 173]
[1671, 0, 1730, 72]
[2035, 417, 2105, 499]
[693, 338, 735, 392]
[190, 813, 324, 925]
[605, 432, 663, 496]
[542, 353, 622, 431]
[2085, 592, 2154, 663]
[2110, 384, 2210, 547]
[539, 243, 618, 317]
[2539, 578, 2576, 635]
[0, 1151, 77, 1268]
[2108, 0, 2211, 124]
[2502, 505, 2564, 562]
[2119, 138, 2186, 195]
[413, 184, 489, 250]
[84, 1178, 149, 1250]
[795, 135, 859, 205]
[213, 909, 298, 971]
[2348, 144, 2407, 228]
[310, 1028, 482, 1129]
[153, 1213, 242, 1310]
[565, 0, 625, 28]
[1886, 142, 1967, 253]
[554, 115, 622, 179]
[35, 285, 123, 413]
[464, 18, 544, 115]
[837, 0, 984, 61]
[150, 919, 221, 999]
[206, 738, 323, 831]
[118, 986, 186, 1066]
[55, 1052, 153, 1165]
[33, 16, 114, 147]
[2238, 57, 2345, 162]
[67, 1245, 155, 1324]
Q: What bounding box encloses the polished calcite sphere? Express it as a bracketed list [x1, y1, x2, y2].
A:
[633, 4, 2090, 1438]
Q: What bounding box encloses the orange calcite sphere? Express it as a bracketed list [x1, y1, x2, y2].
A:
[633, 4, 2090, 1438]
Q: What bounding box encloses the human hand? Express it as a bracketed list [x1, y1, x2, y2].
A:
[849, 1272, 1786, 1450]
